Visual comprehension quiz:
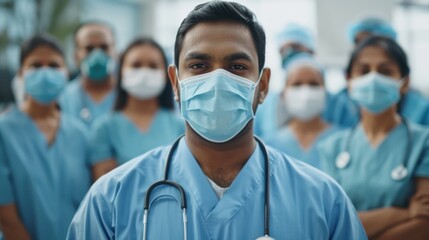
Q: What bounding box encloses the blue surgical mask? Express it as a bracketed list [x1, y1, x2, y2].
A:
[179, 69, 260, 143]
[24, 68, 67, 104]
[350, 72, 403, 114]
[81, 49, 113, 82]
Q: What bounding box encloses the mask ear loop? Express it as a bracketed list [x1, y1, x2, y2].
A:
[256, 68, 267, 104]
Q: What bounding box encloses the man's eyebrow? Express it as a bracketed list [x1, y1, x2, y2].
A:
[224, 52, 253, 62]
[184, 52, 212, 61]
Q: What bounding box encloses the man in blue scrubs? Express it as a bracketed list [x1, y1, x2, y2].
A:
[59, 21, 117, 127]
[67, 2, 367, 239]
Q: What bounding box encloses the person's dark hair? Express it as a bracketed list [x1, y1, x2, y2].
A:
[73, 20, 115, 47]
[174, 1, 266, 72]
[346, 35, 410, 78]
[19, 34, 64, 67]
[114, 37, 174, 111]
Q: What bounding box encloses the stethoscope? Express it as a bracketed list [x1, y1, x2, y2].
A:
[335, 119, 412, 181]
[78, 77, 92, 122]
[143, 136, 275, 240]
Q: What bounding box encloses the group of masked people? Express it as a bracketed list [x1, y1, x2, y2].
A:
[0, 1, 428, 239]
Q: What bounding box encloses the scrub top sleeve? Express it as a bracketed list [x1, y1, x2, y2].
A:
[328, 194, 368, 240]
[415, 143, 429, 177]
[89, 120, 114, 165]
[0, 132, 15, 204]
[66, 190, 114, 239]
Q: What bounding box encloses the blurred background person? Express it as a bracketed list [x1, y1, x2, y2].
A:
[254, 23, 316, 140]
[0, 35, 92, 240]
[325, 16, 429, 128]
[319, 36, 429, 239]
[59, 21, 117, 127]
[90, 38, 184, 180]
[266, 53, 340, 169]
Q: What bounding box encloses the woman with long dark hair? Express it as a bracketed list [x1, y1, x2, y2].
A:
[90, 38, 184, 180]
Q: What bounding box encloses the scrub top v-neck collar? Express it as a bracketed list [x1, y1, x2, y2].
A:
[355, 122, 404, 150]
[169, 138, 264, 223]
[287, 125, 334, 153]
[17, 108, 64, 150]
[78, 80, 116, 109]
[118, 110, 163, 135]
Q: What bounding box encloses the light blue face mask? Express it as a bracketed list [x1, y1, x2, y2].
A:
[24, 67, 67, 104]
[350, 72, 403, 114]
[178, 68, 260, 143]
[81, 49, 113, 82]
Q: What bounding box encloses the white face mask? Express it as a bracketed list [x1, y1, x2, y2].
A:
[283, 85, 326, 121]
[121, 68, 166, 100]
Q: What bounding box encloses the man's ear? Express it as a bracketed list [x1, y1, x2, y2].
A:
[258, 67, 271, 104]
[345, 74, 352, 93]
[400, 76, 410, 95]
[168, 64, 179, 102]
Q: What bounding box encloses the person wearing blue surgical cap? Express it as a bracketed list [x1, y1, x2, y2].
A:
[254, 23, 317, 139]
[266, 54, 340, 169]
[277, 23, 316, 69]
[348, 17, 397, 45]
[59, 21, 117, 127]
[0, 35, 92, 240]
[325, 19, 429, 127]
[319, 35, 429, 239]
[67, 2, 366, 239]
[90, 38, 184, 180]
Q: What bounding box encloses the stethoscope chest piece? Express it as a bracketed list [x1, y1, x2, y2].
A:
[80, 108, 92, 121]
[256, 235, 276, 240]
[391, 165, 408, 181]
[336, 152, 350, 169]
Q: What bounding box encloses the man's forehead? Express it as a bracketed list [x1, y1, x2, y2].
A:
[180, 21, 257, 62]
[77, 25, 113, 43]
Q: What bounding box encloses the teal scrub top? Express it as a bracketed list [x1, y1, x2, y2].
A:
[0, 108, 92, 240]
[318, 121, 429, 211]
[324, 89, 429, 127]
[90, 110, 185, 165]
[266, 125, 340, 168]
[67, 138, 367, 239]
[59, 78, 116, 127]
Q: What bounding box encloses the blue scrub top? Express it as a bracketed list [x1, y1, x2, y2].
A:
[59, 78, 116, 127]
[67, 138, 367, 239]
[324, 88, 429, 127]
[266, 125, 340, 169]
[90, 110, 185, 165]
[0, 108, 92, 240]
[318, 122, 429, 211]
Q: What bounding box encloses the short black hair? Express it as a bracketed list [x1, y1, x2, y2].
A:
[19, 34, 64, 67]
[174, 1, 266, 72]
[346, 35, 410, 78]
[114, 37, 175, 111]
[73, 20, 115, 47]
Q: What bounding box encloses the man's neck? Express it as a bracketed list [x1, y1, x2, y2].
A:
[185, 123, 256, 188]
[82, 76, 115, 103]
[360, 107, 401, 147]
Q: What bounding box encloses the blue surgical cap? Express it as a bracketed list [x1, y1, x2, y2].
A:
[348, 17, 397, 43]
[276, 23, 315, 52]
[283, 52, 324, 83]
